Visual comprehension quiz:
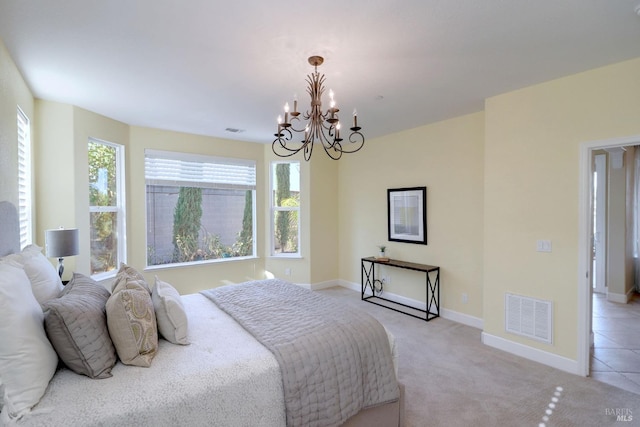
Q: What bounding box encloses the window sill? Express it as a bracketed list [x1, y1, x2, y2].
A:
[145, 255, 259, 271]
[91, 271, 117, 283]
[268, 254, 303, 259]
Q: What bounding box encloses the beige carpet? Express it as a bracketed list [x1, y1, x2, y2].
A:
[317, 287, 640, 427]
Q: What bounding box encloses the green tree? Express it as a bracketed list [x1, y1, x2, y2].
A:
[173, 187, 202, 262]
[275, 163, 291, 251]
[88, 142, 116, 206]
[234, 190, 253, 256]
[280, 196, 299, 252]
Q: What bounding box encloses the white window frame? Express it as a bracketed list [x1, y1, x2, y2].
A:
[17, 106, 32, 249]
[145, 149, 257, 268]
[270, 160, 301, 257]
[89, 138, 126, 281]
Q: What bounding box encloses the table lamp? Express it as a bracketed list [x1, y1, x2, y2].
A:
[45, 228, 79, 278]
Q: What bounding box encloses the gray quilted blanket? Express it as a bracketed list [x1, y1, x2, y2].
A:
[201, 279, 399, 427]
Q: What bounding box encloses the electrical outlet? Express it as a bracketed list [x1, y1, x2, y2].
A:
[285, 268, 291, 276]
[462, 293, 468, 304]
[382, 275, 390, 285]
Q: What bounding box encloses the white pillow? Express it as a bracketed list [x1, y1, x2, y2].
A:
[1, 244, 63, 306]
[152, 277, 189, 345]
[0, 263, 58, 421]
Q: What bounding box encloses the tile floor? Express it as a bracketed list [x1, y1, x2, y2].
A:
[590, 291, 640, 394]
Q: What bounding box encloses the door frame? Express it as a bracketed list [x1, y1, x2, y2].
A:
[578, 134, 640, 376]
[592, 153, 607, 294]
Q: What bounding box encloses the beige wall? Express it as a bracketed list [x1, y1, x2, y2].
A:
[33, 101, 75, 277]
[309, 153, 339, 284]
[591, 147, 636, 302]
[0, 40, 34, 208]
[262, 147, 339, 287]
[483, 57, 640, 360]
[33, 101, 129, 281]
[337, 112, 485, 319]
[606, 150, 627, 298]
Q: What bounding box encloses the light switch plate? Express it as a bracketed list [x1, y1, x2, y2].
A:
[536, 240, 552, 252]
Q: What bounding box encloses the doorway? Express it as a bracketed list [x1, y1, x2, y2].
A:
[579, 135, 640, 383]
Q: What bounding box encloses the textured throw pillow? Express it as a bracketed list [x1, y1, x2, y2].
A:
[106, 278, 158, 367]
[43, 273, 117, 379]
[152, 277, 189, 345]
[1, 244, 63, 306]
[111, 262, 150, 294]
[0, 263, 58, 420]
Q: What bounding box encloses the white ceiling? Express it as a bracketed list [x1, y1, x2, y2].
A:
[1, 1, 640, 145]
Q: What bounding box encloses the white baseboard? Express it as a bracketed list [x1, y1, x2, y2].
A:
[441, 308, 484, 330]
[607, 289, 634, 304]
[481, 332, 580, 375]
[309, 279, 341, 290]
[335, 280, 484, 329]
[337, 279, 360, 292]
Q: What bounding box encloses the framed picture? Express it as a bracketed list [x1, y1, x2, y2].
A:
[387, 187, 427, 245]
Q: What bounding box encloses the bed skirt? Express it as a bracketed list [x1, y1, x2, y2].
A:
[342, 382, 405, 427]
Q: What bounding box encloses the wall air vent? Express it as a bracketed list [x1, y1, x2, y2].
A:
[505, 293, 552, 344]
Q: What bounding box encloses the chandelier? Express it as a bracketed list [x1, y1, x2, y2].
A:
[272, 56, 365, 161]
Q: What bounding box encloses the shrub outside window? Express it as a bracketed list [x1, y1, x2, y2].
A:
[271, 161, 300, 256]
[145, 150, 256, 267]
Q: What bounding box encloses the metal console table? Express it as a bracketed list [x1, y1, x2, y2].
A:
[361, 257, 440, 322]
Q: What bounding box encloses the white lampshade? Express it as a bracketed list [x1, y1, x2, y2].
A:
[45, 228, 79, 258]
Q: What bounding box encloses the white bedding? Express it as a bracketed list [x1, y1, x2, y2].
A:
[13, 294, 286, 427]
[9, 291, 398, 427]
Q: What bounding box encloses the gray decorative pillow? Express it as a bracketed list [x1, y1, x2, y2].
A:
[152, 277, 189, 345]
[43, 273, 116, 379]
[106, 278, 158, 367]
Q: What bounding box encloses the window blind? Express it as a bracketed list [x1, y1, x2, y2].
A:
[145, 149, 256, 190]
[17, 107, 32, 249]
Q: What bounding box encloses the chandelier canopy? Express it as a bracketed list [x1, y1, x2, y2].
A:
[272, 56, 365, 161]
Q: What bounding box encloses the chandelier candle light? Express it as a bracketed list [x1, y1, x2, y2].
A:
[273, 56, 365, 161]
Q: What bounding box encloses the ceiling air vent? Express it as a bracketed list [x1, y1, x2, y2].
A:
[225, 127, 244, 133]
[505, 293, 552, 344]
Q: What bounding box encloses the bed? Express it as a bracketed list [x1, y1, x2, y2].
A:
[0, 201, 404, 427]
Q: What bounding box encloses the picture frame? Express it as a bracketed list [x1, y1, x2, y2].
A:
[387, 186, 427, 245]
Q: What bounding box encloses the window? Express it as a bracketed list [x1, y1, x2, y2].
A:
[17, 107, 32, 249]
[145, 150, 256, 267]
[88, 138, 126, 278]
[271, 161, 300, 256]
